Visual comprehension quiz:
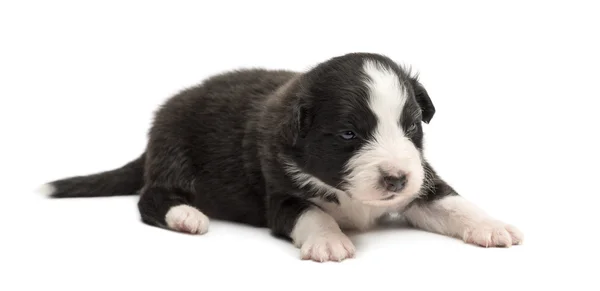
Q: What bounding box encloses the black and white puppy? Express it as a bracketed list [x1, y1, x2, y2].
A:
[42, 52, 523, 262]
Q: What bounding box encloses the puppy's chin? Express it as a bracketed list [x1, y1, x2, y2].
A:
[352, 192, 412, 207]
[345, 179, 425, 207]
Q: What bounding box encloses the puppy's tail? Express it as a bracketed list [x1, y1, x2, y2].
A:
[40, 153, 146, 198]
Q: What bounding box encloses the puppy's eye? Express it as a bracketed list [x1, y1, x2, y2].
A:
[407, 123, 418, 133]
[339, 131, 357, 140]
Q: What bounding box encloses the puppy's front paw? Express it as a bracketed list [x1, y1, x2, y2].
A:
[464, 220, 523, 247]
[298, 231, 356, 262]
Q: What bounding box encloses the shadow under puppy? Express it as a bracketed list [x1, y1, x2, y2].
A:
[43, 52, 523, 262]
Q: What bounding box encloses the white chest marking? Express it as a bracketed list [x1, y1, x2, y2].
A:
[309, 194, 412, 231]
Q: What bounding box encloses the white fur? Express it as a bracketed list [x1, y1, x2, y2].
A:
[290, 207, 356, 262]
[403, 195, 524, 247]
[36, 183, 56, 197]
[341, 60, 424, 204]
[309, 193, 409, 231]
[165, 204, 210, 234]
[284, 159, 409, 231]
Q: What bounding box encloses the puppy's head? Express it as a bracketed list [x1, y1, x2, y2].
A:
[281, 53, 435, 206]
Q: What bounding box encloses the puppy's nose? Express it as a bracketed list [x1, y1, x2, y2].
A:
[383, 174, 407, 192]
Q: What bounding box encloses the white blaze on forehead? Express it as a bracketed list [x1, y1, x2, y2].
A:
[361, 59, 416, 165]
[362, 60, 408, 131]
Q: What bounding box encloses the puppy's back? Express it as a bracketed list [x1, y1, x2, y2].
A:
[146, 68, 299, 225]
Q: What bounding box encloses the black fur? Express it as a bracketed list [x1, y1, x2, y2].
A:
[45, 52, 455, 241]
[49, 154, 145, 198]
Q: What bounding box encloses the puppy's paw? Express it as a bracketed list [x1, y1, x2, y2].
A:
[165, 205, 210, 234]
[298, 231, 356, 262]
[463, 220, 523, 247]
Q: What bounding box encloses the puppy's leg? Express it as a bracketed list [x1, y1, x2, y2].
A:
[138, 186, 209, 235]
[403, 163, 523, 247]
[268, 195, 355, 262]
[136, 135, 209, 235]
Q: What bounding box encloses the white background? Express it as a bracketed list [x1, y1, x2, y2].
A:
[1, 1, 599, 290]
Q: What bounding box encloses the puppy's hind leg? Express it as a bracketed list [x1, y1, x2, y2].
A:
[138, 186, 210, 235]
[136, 131, 209, 235]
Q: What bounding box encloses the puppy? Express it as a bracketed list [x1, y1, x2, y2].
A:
[42, 52, 523, 262]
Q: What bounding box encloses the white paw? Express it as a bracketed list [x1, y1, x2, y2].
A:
[298, 231, 356, 262]
[165, 205, 210, 234]
[463, 220, 524, 247]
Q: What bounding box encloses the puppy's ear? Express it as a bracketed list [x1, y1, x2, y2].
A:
[412, 80, 435, 124]
[280, 92, 312, 146]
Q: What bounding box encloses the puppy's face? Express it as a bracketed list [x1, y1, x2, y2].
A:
[288, 54, 435, 206]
